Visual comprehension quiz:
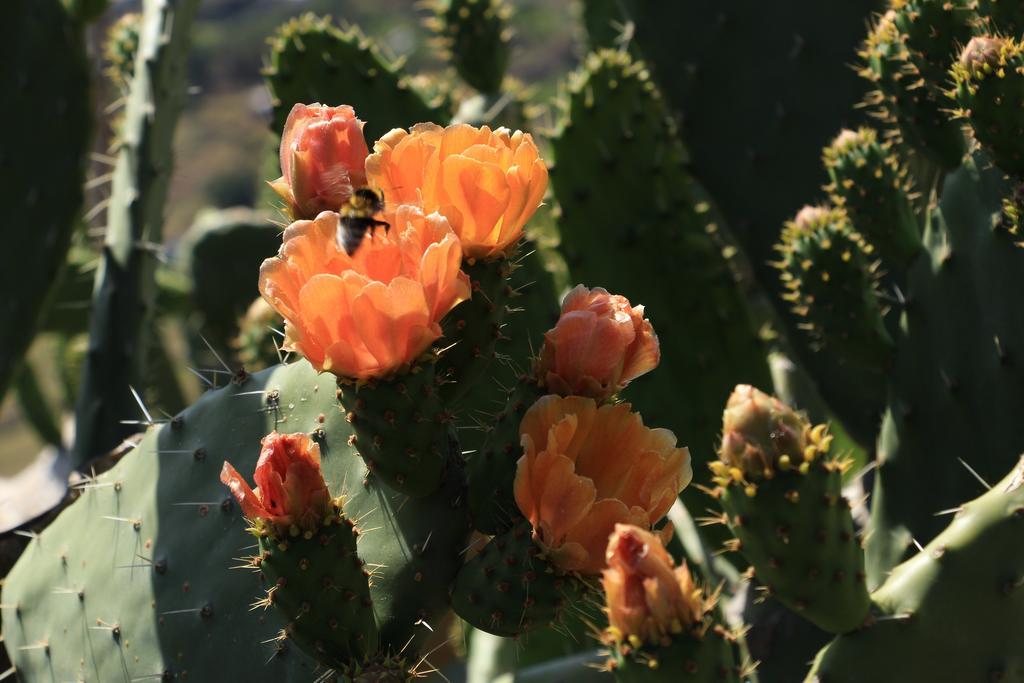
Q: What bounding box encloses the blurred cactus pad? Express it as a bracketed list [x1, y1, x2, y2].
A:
[4, 1, 1024, 682]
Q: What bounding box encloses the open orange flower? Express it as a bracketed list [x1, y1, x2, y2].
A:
[364, 123, 548, 259]
[513, 395, 691, 575]
[220, 432, 332, 535]
[259, 205, 471, 380]
[270, 103, 370, 220]
[603, 524, 704, 645]
[536, 285, 660, 401]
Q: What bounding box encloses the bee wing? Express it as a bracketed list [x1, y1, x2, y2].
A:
[321, 165, 354, 202]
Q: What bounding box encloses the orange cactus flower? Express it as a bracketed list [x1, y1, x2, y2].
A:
[364, 122, 548, 259]
[513, 395, 691, 575]
[603, 524, 704, 645]
[220, 431, 333, 535]
[259, 205, 471, 380]
[270, 103, 370, 220]
[535, 285, 660, 401]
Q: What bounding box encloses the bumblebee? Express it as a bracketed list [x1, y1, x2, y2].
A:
[337, 188, 389, 256]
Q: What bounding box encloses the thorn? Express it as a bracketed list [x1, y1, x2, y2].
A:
[186, 366, 215, 388]
[911, 537, 924, 553]
[129, 385, 154, 425]
[199, 334, 232, 373]
[958, 457, 992, 490]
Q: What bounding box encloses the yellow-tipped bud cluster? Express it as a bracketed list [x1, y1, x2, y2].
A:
[710, 385, 833, 493]
[951, 35, 1022, 89]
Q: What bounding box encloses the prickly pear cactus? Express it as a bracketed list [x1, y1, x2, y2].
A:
[3, 359, 470, 680]
[807, 456, 1024, 682]
[0, 0, 90, 403]
[265, 14, 448, 143]
[73, 0, 201, 469]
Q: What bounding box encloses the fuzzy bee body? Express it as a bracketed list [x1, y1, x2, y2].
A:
[337, 188, 389, 255]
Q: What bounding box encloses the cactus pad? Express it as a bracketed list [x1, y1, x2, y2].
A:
[3, 359, 470, 679]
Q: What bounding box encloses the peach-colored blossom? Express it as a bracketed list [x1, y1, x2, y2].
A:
[603, 524, 704, 645]
[513, 395, 691, 575]
[259, 205, 471, 379]
[365, 122, 548, 259]
[536, 285, 659, 401]
[270, 103, 370, 219]
[220, 432, 332, 534]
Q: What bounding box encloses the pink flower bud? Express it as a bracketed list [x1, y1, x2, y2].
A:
[270, 103, 370, 219]
[535, 285, 660, 401]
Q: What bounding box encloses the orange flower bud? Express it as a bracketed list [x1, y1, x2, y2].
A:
[513, 395, 691, 575]
[259, 205, 471, 380]
[270, 103, 370, 220]
[535, 285, 660, 401]
[719, 384, 811, 479]
[220, 432, 332, 535]
[603, 524, 704, 645]
[364, 122, 548, 259]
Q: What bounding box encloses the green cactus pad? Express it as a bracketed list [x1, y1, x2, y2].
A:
[72, 0, 201, 469]
[337, 361, 452, 498]
[437, 256, 514, 407]
[860, 11, 966, 169]
[866, 153, 1024, 581]
[1, 0, 90, 404]
[467, 374, 545, 534]
[808, 456, 1024, 682]
[179, 207, 282, 366]
[608, 626, 740, 683]
[776, 206, 894, 370]
[256, 515, 378, 668]
[265, 14, 448, 143]
[715, 457, 871, 634]
[551, 49, 771, 522]
[431, 0, 511, 94]
[824, 127, 922, 266]
[451, 521, 584, 637]
[951, 36, 1024, 178]
[3, 359, 470, 679]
